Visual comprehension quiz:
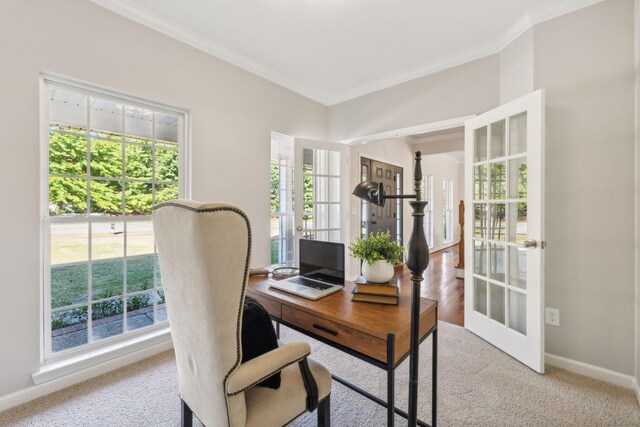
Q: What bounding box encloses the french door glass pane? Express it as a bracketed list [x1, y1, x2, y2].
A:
[474, 240, 487, 276]
[316, 204, 328, 228]
[489, 203, 506, 241]
[508, 203, 527, 244]
[474, 203, 487, 238]
[474, 278, 487, 315]
[490, 120, 506, 159]
[489, 284, 505, 324]
[490, 162, 506, 199]
[329, 177, 340, 202]
[474, 165, 487, 200]
[509, 290, 527, 335]
[509, 246, 527, 289]
[474, 127, 488, 162]
[329, 151, 340, 176]
[489, 243, 506, 282]
[509, 112, 527, 155]
[509, 158, 527, 199]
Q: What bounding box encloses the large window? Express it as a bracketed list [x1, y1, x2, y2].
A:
[442, 179, 454, 243]
[43, 78, 187, 358]
[270, 133, 294, 265]
[422, 175, 434, 247]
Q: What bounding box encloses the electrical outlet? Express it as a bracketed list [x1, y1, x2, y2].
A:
[545, 307, 560, 326]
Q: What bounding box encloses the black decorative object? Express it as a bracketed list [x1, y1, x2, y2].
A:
[352, 151, 431, 426]
[241, 297, 281, 389]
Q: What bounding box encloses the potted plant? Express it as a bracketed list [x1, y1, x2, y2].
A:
[348, 231, 404, 283]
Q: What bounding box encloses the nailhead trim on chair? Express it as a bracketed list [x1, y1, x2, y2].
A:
[153, 202, 252, 427]
[226, 354, 310, 397]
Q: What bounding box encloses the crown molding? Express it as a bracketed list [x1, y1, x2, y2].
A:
[341, 115, 473, 145]
[88, 0, 335, 105]
[89, 0, 607, 106]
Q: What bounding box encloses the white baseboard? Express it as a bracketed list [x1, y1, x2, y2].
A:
[634, 378, 640, 405]
[545, 352, 636, 389]
[0, 338, 173, 413]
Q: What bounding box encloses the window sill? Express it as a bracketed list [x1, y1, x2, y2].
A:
[33, 326, 172, 385]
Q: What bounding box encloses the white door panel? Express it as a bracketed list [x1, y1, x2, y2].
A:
[464, 90, 545, 373]
[293, 139, 348, 264]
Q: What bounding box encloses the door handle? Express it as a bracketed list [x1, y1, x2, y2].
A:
[296, 226, 303, 232]
[523, 239, 537, 248]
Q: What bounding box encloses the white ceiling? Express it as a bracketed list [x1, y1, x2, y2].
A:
[91, 0, 603, 105]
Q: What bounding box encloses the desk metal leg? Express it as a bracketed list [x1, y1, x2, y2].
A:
[432, 327, 437, 427]
[387, 334, 395, 427]
[275, 320, 280, 339]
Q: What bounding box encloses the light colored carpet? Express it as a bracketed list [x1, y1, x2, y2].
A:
[2, 321, 639, 426]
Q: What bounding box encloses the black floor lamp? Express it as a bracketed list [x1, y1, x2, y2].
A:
[352, 151, 431, 426]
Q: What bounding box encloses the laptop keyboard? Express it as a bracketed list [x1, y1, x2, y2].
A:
[289, 277, 334, 291]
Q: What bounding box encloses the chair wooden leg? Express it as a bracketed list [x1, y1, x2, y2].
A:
[318, 395, 330, 427]
[181, 399, 193, 427]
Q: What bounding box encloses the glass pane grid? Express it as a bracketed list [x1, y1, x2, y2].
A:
[48, 83, 182, 355]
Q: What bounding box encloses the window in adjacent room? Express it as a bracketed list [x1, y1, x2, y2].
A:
[422, 175, 434, 247]
[270, 133, 295, 265]
[43, 77, 188, 358]
[442, 179, 454, 243]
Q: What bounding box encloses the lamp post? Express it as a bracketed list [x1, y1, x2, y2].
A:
[352, 151, 431, 427]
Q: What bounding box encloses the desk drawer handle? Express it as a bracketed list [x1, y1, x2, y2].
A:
[313, 324, 338, 336]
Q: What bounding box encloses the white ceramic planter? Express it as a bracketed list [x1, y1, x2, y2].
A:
[362, 260, 395, 283]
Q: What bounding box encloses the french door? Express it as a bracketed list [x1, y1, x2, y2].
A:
[293, 139, 348, 262]
[464, 90, 545, 372]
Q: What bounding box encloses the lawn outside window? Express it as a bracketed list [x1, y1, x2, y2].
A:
[42, 76, 188, 361]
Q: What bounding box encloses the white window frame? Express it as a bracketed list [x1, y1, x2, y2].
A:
[40, 74, 191, 364]
[442, 179, 454, 243]
[270, 132, 295, 265]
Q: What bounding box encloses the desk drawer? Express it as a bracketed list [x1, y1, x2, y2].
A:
[282, 306, 386, 363]
[248, 293, 282, 320]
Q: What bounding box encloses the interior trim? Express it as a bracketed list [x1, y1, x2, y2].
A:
[89, 0, 606, 106]
[545, 352, 636, 389]
[0, 331, 172, 413]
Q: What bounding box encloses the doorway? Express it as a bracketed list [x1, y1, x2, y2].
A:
[360, 157, 403, 243]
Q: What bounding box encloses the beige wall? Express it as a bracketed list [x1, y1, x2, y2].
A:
[0, 0, 327, 397]
[329, 55, 501, 142]
[534, 0, 636, 374]
[500, 29, 534, 104]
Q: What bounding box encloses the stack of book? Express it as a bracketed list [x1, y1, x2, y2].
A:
[351, 281, 399, 305]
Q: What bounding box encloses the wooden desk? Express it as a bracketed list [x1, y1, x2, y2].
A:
[247, 266, 437, 427]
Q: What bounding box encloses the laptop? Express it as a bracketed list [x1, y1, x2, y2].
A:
[268, 239, 345, 300]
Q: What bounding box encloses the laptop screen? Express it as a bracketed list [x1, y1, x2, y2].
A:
[299, 239, 345, 285]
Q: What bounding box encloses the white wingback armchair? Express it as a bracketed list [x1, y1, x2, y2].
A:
[153, 200, 331, 427]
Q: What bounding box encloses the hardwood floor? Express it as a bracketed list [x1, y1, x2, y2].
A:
[399, 244, 464, 326]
